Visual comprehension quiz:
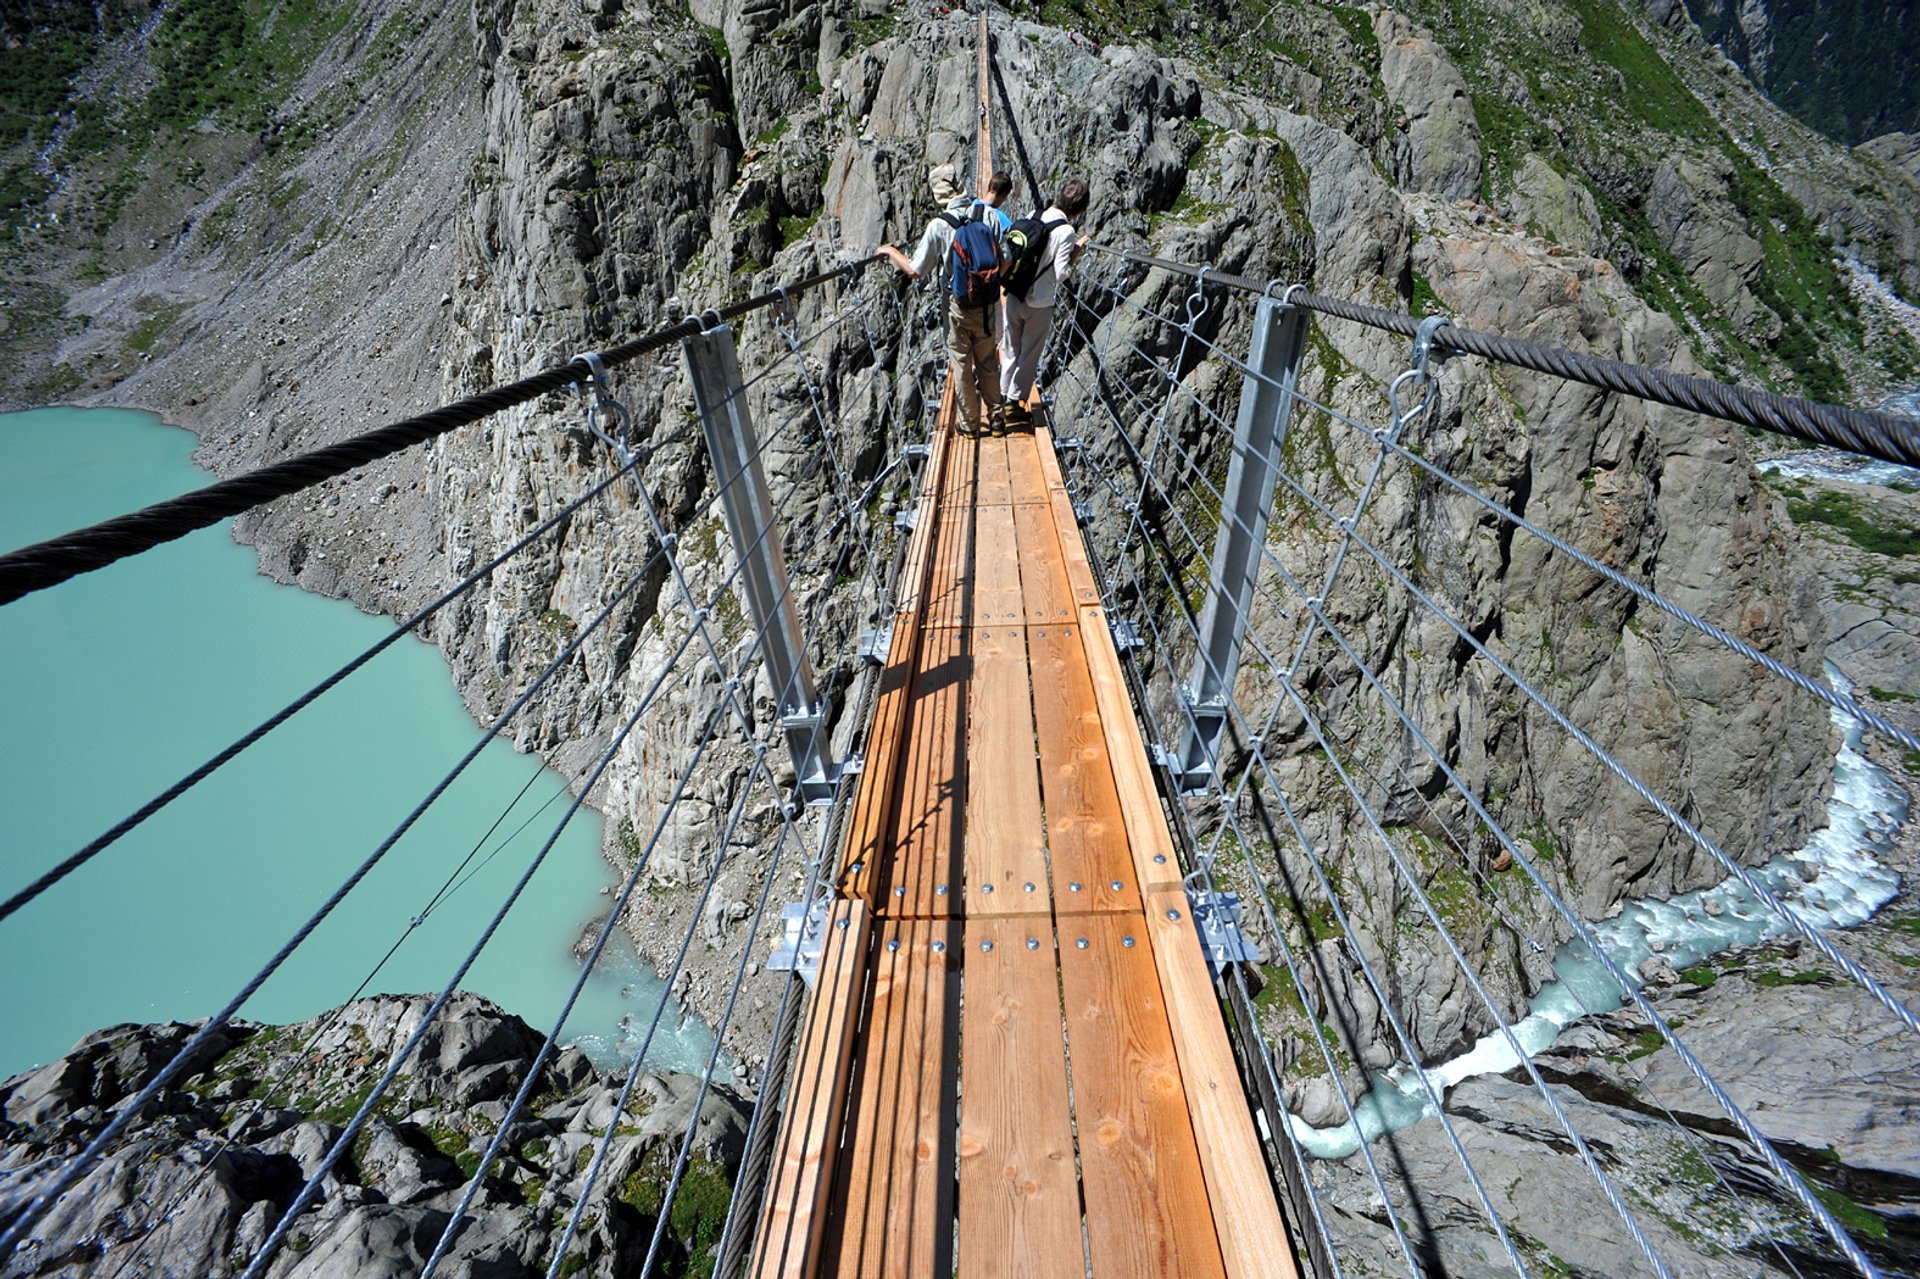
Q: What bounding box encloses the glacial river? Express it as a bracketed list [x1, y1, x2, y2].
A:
[1288, 417, 1918, 1159]
[0, 407, 710, 1079]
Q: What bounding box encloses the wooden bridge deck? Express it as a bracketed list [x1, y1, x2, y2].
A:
[749, 401, 1298, 1278]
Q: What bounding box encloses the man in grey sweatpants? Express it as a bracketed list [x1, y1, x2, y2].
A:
[1001, 178, 1090, 426]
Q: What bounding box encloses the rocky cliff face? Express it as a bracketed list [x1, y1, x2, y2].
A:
[0, 996, 749, 1277]
[1671, 0, 1920, 145]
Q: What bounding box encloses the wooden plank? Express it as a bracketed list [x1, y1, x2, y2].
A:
[838, 422, 952, 903]
[922, 486, 977, 630]
[890, 424, 949, 621]
[1076, 601, 1297, 1279]
[958, 917, 1083, 1279]
[963, 626, 1049, 912]
[750, 898, 872, 1279]
[974, 435, 1013, 506]
[942, 428, 980, 508]
[969, 504, 1025, 627]
[1028, 626, 1141, 917]
[1004, 434, 1050, 506]
[1012, 504, 1074, 626]
[1032, 428, 1100, 611]
[1057, 912, 1227, 1279]
[822, 917, 961, 1279]
[875, 624, 969, 917]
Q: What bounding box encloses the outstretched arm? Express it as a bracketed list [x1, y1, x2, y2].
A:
[879, 244, 918, 278]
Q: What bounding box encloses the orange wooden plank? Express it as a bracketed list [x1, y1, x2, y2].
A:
[1028, 626, 1140, 916]
[1077, 601, 1297, 1279]
[1033, 429, 1100, 611]
[942, 429, 981, 507]
[922, 490, 977, 630]
[1012, 504, 1074, 626]
[876, 624, 969, 917]
[963, 626, 1049, 911]
[1005, 434, 1050, 506]
[838, 425, 951, 903]
[823, 917, 961, 1279]
[751, 898, 872, 1279]
[958, 917, 1083, 1279]
[890, 424, 950, 621]
[1057, 912, 1227, 1279]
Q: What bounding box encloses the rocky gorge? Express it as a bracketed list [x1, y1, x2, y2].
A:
[5, 0, 1920, 1272]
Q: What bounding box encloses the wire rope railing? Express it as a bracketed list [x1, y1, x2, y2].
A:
[1041, 242, 1911, 1278]
[0, 262, 940, 1279]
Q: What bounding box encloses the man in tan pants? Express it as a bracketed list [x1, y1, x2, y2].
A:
[879, 165, 1006, 435]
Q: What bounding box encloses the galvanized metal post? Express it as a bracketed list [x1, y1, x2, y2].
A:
[685, 322, 842, 805]
[1168, 296, 1308, 795]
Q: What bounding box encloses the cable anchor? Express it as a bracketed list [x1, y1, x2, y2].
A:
[1386, 313, 1451, 441]
[570, 351, 640, 488]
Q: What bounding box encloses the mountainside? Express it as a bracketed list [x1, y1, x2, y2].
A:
[1676, 0, 1920, 145]
[4, 0, 1920, 1271]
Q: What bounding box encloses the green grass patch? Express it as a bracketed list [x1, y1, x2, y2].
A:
[1812, 1184, 1889, 1242]
[779, 211, 819, 248]
[1680, 965, 1717, 988]
[1784, 490, 1920, 557]
[1624, 1029, 1666, 1060]
[1753, 967, 1829, 988]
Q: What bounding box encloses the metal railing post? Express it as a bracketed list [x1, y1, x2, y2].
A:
[685, 322, 843, 805]
[1166, 295, 1308, 795]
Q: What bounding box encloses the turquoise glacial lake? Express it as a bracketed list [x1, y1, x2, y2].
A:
[0, 407, 708, 1078]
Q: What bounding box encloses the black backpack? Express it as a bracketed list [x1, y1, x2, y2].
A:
[1002, 212, 1064, 300]
[939, 210, 1004, 309]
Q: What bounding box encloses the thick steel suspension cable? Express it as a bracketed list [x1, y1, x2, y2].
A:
[1082, 243, 1920, 468]
[0, 259, 880, 605]
[1088, 269, 1920, 757]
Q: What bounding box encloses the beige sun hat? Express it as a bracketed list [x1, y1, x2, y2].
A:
[927, 163, 963, 203]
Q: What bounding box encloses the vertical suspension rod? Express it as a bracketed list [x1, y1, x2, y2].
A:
[684, 321, 842, 805]
[1167, 294, 1309, 794]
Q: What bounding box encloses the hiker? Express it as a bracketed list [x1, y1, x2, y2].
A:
[977, 170, 1014, 237]
[879, 164, 1006, 435]
[1000, 177, 1090, 427]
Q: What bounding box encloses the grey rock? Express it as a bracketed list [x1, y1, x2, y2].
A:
[1646, 151, 1775, 337]
[1373, 9, 1483, 202]
[1500, 154, 1603, 255]
[0, 998, 747, 1278]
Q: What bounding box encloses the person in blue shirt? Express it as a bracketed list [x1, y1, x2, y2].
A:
[976, 171, 1014, 237]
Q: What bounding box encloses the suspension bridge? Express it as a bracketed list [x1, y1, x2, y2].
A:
[2, 5, 1918, 1278]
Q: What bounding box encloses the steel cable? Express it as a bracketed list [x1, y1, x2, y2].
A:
[0, 257, 879, 605]
[1082, 243, 1920, 468]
